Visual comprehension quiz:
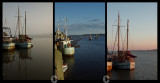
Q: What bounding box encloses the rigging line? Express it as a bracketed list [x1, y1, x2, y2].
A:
[22, 17, 25, 35]
[113, 17, 118, 25]
[122, 27, 127, 50]
[15, 18, 19, 37]
[111, 26, 114, 52]
[120, 18, 125, 27]
[120, 28, 123, 51]
[112, 26, 118, 54]
[21, 17, 24, 35]
[123, 30, 127, 50]
[120, 27, 125, 51]
[14, 17, 17, 37]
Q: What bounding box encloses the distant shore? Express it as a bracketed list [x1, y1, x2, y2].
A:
[108, 49, 157, 53]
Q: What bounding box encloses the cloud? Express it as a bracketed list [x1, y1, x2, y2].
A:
[89, 18, 101, 22]
[68, 22, 105, 31]
[83, 17, 101, 22]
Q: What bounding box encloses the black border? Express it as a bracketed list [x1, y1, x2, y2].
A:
[0, 0, 159, 82]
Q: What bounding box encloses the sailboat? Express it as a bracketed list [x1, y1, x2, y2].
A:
[95, 34, 98, 39]
[89, 34, 92, 40]
[112, 12, 136, 70]
[59, 18, 75, 56]
[3, 19, 15, 51]
[15, 6, 32, 48]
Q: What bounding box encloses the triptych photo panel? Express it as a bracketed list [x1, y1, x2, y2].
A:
[1, 2, 158, 81]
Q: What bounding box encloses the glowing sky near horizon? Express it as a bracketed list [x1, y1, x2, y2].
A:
[107, 2, 157, 50]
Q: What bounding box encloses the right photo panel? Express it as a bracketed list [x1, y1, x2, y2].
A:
[107, 2, 157, 80]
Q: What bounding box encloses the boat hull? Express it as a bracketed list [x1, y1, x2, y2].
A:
[16, 42, 32, 48]
[63, 47, 75, 56]
[3, 43, 15, 51]
[117, 62, 135, 70]
[107, 62, 112, 72]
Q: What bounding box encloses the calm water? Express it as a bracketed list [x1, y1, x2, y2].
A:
[108, 50, 157, 80]
[3, 37, 53, 80]
[64, 35, 105, 80]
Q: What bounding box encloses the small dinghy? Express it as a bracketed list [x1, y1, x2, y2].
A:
[63, 63, 68, 72]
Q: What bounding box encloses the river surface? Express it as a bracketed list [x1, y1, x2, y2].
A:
[3, 36, 53, 80]
[63, 35, 105, 80]
[108, 50, 157, 80]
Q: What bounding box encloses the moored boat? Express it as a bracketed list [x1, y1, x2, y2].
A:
[3, 27, 15, 51]
[111, 12, 136, 70]
[95, 34, 98, 39]
[55, 21, 65, 48]
[89, 34, 92, 40]
[107, 47, 112, 72]
[59, 18, 75, 56]
[60, 38, 75, 56]
[116, 62, 135, 70]
[14, 7, 32, 48]
[63, 63, 68, 72]
[107, 61, 112, 72]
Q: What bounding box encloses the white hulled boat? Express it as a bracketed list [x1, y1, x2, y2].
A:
[3, 27, 15, 51]
[59, 18, 75, 56]
[89, 34, 92, 40]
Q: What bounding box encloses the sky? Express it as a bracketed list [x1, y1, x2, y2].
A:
[107, 2, 157, 51]
[55, 2, 105, 35]
[3, 2, 53, 36]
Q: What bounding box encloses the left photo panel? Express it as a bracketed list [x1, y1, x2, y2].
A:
[2, 2, 53, 80]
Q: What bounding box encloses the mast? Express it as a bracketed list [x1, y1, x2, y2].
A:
[57, 21, 60, 31]
[25, 11, 26, 35]
[4, 18, 7, 27]
[18, 5, 20, 36]
[127, 20, 129, 52]
[118, 12, 120, 54]
[65, 18, 67, 40]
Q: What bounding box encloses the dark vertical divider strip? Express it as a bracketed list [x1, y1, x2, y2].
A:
[0, 2, 3, 81]
[105, 2, 107, 76]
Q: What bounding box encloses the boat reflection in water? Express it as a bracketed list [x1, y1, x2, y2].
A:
[108, 69, 135, 80]
[17, 48, 32, 60]
[3, 50, 15, 64]
[16, 48, 32, 76]
[3, 48, 32, 80]
[63, 56, 75, 80]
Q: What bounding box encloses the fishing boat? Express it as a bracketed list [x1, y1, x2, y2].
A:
[59, 18, 75, 56]
[107, 47, 112, 72]
[55, 21, 65, 48]
[107, 61, 112, 72]
[111, 12, 136, 70]
[15, 6, 32, 48]
[3, 27, 15, 51]
[89, 34, 92, 40]
[55, 21, 65, 41]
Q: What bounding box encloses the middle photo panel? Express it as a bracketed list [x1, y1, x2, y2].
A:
[54, 2, 105, 80]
